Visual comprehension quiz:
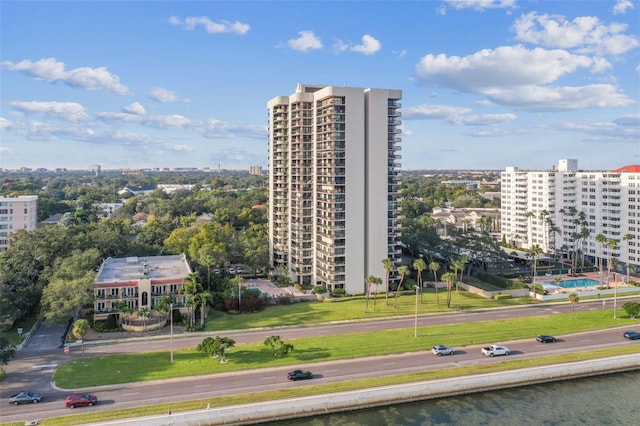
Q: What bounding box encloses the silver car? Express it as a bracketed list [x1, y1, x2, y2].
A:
[9, 391, 42, 405]
[432, 344, 455, 356]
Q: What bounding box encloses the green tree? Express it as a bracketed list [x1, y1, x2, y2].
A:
[429, 261, 440, 306]
[441, 272, 456, 309]
[595, 233, 607, 284]
[137, 307, 152, 328]
[182, 273, 201, 328]
[449, 259, 464, 292]
[196, 336, 236, 363]
[413, 258, 427, 303]
[382, 258, 394, 307]
[393, 265, 410, 308]
[568, 292, 579, 319]
[622, 302, 640, 319]
[606, 238, 619, 318]
[71, 319, 90, 361]
[0, 336, 16, 365]
[263, 335, 294, 358]
[623, 233, 633, 288]
[528, 244, 543, 281]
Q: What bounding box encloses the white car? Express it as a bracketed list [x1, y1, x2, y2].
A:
[432, 344, 455, 356]
[481, 344, 510, 357]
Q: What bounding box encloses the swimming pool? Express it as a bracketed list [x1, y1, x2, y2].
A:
[537, 278, 601, 290]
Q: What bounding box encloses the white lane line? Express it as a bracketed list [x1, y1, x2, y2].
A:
[33, 364, 58, 368]
[121, 392, 140, 396]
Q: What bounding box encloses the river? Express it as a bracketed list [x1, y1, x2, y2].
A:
[267, 371, 640, 425]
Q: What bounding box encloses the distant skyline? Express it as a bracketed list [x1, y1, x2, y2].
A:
[1, 0, 638, 171]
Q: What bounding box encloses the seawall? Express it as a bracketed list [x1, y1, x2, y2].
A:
[86, 354, 640, 426]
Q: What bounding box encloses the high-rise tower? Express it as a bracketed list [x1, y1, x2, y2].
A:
[267, 84, 402, 294]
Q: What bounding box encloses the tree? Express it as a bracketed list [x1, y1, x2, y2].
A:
[393, 265, 410, 308]
[195, 290, 213, 328]
[137, 307, 152, 328]
[0, 336, 16, 365]
[429, 261, 440, 306]
[606, 238, 619, 318]
[568, 292, 579, 319]
[622, 302, 640, 319]
[382, 258, 394, 307]
[181, 273, 201, 328]
[196, 336, 236, 363]
[449, 259, 464, 292]
[595, 233, 607, 285]
[71, 319, 90, 361]
[441, 272, 456, 309]
[370, 275, 382, 311]
[364, 275, 381, 313]
[413, 258, 427, 303]
[263, 335, 294, 358]
[527, 244, 543, 283]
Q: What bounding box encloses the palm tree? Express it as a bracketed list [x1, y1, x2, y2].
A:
[595, 234, 607, 285]
[393, 265, 410, 308]
[371, 276, 383, 311]
[606, 238, 619, 318]
[138, 306, 152, 328]
[568, 292, 579, 319]
[623, 233, 633, 287]
[182, 272, 201, 328]
[201, 254, 215, 291]
[196, 290, 213, 328]
[528, 244, 543, 283]
[365, 275, 375, 313]
[429, 261, 440, 306]
[441, 272, 456, 309]
[524, 211, 536, 246]
[382, 258, 394, 307]
[450, 259, 464, 292]
[71, 319, 90, 362]
[413, 258, 427, 303]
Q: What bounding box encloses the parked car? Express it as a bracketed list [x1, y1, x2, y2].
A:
[9, 391, 42, 405]
[536, 335, 557, 343]
[431, 344, 455, 356]
[287, 370, 313, 381]
[481, 344, 510, 357]
[65, 393, 98, 408]
[623, 330, 640, 340]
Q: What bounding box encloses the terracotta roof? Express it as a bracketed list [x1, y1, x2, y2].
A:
[613, 165, 640, 173]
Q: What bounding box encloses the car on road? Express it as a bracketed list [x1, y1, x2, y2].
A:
[65, 393, 98, 408]
[431, 344, 455, 356]
[9, 391, 42, 405]
[287, 370, 313, 380]
[623, 330, 640, 340]
[536, 335, 557, 343]
[481, 344, 510, 357]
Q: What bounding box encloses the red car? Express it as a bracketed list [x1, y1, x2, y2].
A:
[65, 393, 98, 408]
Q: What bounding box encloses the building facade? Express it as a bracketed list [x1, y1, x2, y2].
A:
[501, 160, 639, 274]
[0, 195, 38, 252]
[267, 84, 402, 294]
[93, 254, 192, 320]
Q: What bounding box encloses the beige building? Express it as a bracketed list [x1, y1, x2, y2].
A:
[93, 254, 192, 320]
[267, 84, 402, 294]
[0, 195, 38, 252]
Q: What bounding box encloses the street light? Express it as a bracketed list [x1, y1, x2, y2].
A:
[170, 303, 174, 363]
[414, 286, 419, 338]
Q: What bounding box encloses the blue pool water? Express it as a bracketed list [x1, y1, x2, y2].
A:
[537, 278, 601, 290]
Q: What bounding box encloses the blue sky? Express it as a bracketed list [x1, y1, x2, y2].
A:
[1, 0, 638, 171]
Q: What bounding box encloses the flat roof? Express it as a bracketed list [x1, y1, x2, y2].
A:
[96, 254, 192, 283]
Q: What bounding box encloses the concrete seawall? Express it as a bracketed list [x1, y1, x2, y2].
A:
[87, 354, 640, 426]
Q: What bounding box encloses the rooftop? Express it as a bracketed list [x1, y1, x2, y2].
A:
[96, 254, 192, 283]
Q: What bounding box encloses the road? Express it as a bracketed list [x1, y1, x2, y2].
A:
[2, 299, 637, 424]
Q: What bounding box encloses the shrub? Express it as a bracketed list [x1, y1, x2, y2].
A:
[331, 288, 346, 297]
[622, 302, 640, 319]
[313, 285, 327, 294]
[494, 293, 513, 300]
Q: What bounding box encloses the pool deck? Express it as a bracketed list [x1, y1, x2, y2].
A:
[534, 271, 630, 293]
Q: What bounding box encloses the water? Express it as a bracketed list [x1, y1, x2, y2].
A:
[267, 371, 640, 425]
[537, 278, 600, 291]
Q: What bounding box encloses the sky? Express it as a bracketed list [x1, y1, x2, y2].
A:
[1, 0, 639, 171]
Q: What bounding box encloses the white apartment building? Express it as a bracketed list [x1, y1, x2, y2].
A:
[501, 159, 639, 274]
[0, 195, 38, 252]
[267, 84, 402, 294]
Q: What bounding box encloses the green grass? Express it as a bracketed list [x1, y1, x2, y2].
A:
[54, 308, 639, 388]
[36, 345, 640, 426]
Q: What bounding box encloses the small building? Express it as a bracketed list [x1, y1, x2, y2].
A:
[93, 254, 192, 321]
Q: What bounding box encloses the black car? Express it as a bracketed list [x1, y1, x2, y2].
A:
[9, 391, 42, 405]
[287, 369, 313, 381]
[623, 331, 640, 340]
[536, 335, 557, 343]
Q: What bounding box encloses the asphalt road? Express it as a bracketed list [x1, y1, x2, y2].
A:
[2, 299, 638, 424]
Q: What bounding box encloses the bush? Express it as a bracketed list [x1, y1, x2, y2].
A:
[313, 285, 327, 294]
[494, 293, 513, 300]
[331, 288, 346, 297]
[622, 302, 640, 319]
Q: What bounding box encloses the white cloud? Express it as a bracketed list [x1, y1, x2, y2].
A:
[513, 12, 639, 55]
[123, 102, 146, 115]
[443, 0, 516, 11]
[9, 101, 90, 122]
[350, 34, 381, 55]
[1, 58, 129, 94]
[0, 117, 15, 130]
[168, 16, 250, 34]
[613, 0, 635, 15]
[149, 87, 191, 103]
[404, 103, 516, 125]
[415, 45, 633, 111]
[287, 31, 323, 52]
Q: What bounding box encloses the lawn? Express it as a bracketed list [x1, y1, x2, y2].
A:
[54, 307, 640, 389]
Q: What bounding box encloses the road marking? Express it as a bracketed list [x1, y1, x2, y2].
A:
[121, 392, 140, 396]
[33, 364, 58, 368]
[260, 376, 278, 380]
[324, 369, 338, 373]
[194, 384, 211, 388]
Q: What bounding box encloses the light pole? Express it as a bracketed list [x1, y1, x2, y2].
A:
[238, 280, 242, 313]
[414, 286, 419, 338]
[170, 303, 174, 363]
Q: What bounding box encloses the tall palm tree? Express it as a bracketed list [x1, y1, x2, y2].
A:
[606, 238, 619, 318]
[595, 234, 607, 285]
[524, 211, 536, 246]
[450, 259, 464, 292]
[429, 261, 440, 306]
[382, 258, 394, 307]
[196, 290, 213, 328]
[364, 275, 375, 313]
[528, 244, 543, 283]
[441, 272, 456, 309]
[568, 292, 579, 319]
[371, 276, 383, 311]
[413, 258, 427, 303]
[623, 233, 633, 287]
[393, 265, 410, 308]
[182, 272, 201, 328]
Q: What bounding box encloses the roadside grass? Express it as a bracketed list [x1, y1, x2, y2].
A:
[204, 288, 541, 331]
[38, 345, 640, 426]
[54, 308, 639, 389]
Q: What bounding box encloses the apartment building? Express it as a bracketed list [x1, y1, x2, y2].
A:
[501, 159, 639, 274]
[93, 254, 192, 320]
[0, 195, 38, 252]
[267, 84, 402, 294]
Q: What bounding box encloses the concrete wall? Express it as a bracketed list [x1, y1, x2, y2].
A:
[86, 354, 640, 426]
